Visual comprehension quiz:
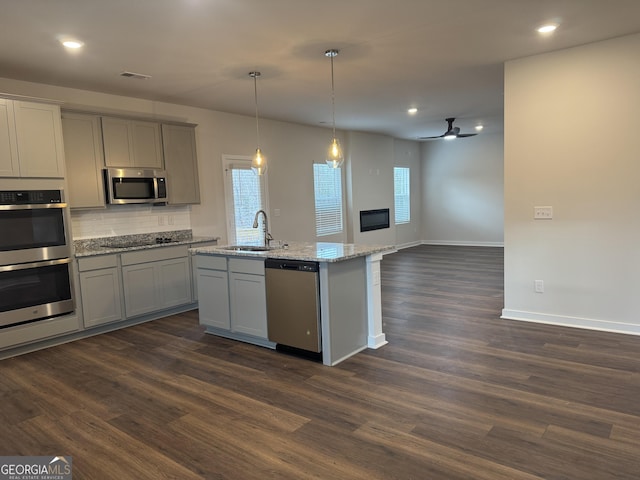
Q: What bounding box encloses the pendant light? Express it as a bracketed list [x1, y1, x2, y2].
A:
[249, 71, 267, 175]
[325, 49, 344, 168]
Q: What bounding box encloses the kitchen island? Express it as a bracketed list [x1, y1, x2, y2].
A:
[191, 242, 395, 366]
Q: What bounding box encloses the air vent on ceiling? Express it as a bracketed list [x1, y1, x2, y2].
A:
[120, 71, 151, 80]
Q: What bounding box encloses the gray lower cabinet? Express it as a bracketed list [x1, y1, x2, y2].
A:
[190, 241, 218, 302]
[196, 255, 269, 342]
[196, 256, 230, 330]
[78, 255, 124, 328]
[228, 258, 267, 338]
[121, 246, 192, 318]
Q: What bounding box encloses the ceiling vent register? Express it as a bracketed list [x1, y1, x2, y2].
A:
[119, 71, 152, 80]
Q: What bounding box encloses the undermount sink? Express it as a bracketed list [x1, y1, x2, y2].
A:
[223, 245, 275, 252]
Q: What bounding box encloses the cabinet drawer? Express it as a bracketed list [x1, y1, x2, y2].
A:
[196, 255, 227, 271]
[78, 254, 118, 271]
[229, 257, 265, 275]
[121, 245, 188, 265]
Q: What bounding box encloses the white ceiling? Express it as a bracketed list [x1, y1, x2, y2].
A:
[2, 0, 640, 140]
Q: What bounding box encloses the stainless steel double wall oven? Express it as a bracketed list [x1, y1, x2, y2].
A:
[0, 189, 75, 328]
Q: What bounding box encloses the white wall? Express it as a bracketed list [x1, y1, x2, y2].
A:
[503, 32, 640, 335]
[394, 138, 422, 248]
[421, 132, 504, 246]
[191, 109, 345, 244]
[346, 131, 396, 246]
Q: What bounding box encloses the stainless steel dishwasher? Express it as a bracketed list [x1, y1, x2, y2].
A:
[265, 258, 321, 353]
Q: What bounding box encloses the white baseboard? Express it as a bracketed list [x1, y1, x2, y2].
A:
[422, 240, 504, 248]
[395, 241, 422, 250]
[501, 309, 640, 336]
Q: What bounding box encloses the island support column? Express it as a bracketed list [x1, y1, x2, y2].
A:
[366, 252, 388, 349]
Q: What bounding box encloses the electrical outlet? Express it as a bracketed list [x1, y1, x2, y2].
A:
[168, 215, 174, 225]
[534, 206, 553, 219]
[534, 280, 544, 293]
[274, 209, 281, 217]
[158, 216, 165, 226]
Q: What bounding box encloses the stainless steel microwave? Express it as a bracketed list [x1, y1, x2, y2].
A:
[104, 167, 167, 205]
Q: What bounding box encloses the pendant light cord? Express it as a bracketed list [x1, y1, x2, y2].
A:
[330, 53, 336, 138]
[253, 73, 261, 147]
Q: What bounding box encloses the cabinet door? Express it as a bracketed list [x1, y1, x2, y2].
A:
[132, 121, 163, 169]
[80, 267, 123, 327]
[197, 268, 230, 330]
[61, 113, 106, 208]
[102, 116, 133, 167]
[229, 272, 267, 338]
[162, 124, 200, 204]
[158, 257, 192, 308]
[0, 99, 19, 176]
[122, 262, 158, 317]
[13, 101, 65, 177]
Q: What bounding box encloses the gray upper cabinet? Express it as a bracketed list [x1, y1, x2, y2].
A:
[61, 113, 106, 209]
[102, 116, 163, 169]
[0, 99, 19, 176]
[62, 112, 200, 207]
[0, 99, 65, 178]
[161, 123, 200, 204]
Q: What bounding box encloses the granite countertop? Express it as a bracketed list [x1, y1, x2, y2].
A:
[190, 241, 396, 263]
[74, 230, 219, 257]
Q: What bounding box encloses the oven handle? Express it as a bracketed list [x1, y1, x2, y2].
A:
[0, 258, 71, 272]
[0, 203, 68, 211]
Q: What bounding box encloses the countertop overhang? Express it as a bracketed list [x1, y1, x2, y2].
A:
[190, 241, 396, 263]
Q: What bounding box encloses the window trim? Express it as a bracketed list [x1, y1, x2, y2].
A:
[222, 155, 269, 244]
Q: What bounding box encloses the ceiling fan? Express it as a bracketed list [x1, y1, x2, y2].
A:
[420, 117, 477, 140]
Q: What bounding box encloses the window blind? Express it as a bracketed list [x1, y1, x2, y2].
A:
[313, 163, 343, 236]
[394, 167, 410, 224]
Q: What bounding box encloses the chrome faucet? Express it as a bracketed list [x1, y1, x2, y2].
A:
[252, 209, 273, 247]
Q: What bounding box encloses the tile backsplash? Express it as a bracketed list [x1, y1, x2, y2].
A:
[71, 204, 191, 239]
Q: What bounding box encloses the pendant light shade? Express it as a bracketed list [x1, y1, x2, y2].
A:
[249, 71, 267, 175]
[325, 49, 344, 168]
[327, 138, 344, 168]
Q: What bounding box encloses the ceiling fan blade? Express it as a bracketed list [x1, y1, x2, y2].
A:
[419, 117, 479, 140]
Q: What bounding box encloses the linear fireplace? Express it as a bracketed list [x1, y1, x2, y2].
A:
[359, 208, 390, 232]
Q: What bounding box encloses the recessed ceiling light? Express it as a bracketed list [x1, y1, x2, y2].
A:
[407, 107, 418, 115]
[475, 125, 484, 131]
[61, 39, 84, 49]
[537, 24, 557, 34]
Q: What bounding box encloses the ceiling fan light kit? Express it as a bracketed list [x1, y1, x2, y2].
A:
[421, 117, 478, 140]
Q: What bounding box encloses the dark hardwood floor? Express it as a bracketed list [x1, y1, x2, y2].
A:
[1, 245, 639, 479]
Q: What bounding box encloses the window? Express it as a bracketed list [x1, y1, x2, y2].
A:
[313, 163, 343, 236]
[394, 167, 410, 224]
[223, 156, 268, 244]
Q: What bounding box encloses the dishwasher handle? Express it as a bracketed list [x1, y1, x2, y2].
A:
[281, 263, 300, 270]
[265, 258, 319, 272]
